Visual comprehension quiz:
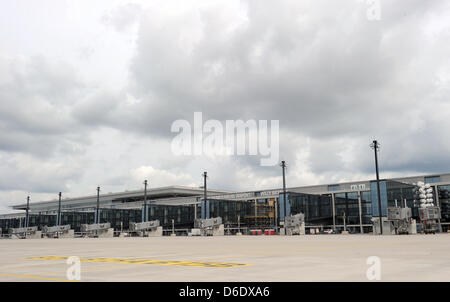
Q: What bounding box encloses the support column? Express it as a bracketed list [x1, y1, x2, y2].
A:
[25, 196, 30, 228]
[435, 184, 443, 233]
[194, 202, 197, 221]
[96, 187, 100, 224]
[143, 180, 148, 222]
[57, 192, 61, 226]
[332, 193, 336, 231]
[281, 161, 287, 222]
[358, 192, 363, 234]
[203, 172, 207, 220]
[275, 199, 278, 230]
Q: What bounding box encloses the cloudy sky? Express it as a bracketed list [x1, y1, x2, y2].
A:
[1, 0, 450, 212]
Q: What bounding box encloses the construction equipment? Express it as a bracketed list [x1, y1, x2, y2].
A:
[81, 222, 114, 238]
[42, 225, 74, 238]
[8, 226, 42, 239]
[414, 181, 441, 234]
[387, 207, 416, 235]
[193, 217, 224, 236]
[418, 206, 441, 234]
[129, 220, 162, 237]
[283, 213, 306, 235]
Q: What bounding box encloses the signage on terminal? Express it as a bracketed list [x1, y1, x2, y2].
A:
[235, 192, 254, 199]
[260, 190, 282, 197]
[212, 189, 280, 200]
[350, 184, 366, 191]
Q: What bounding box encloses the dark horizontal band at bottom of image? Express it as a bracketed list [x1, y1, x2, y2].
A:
[1, 282, 448, 301]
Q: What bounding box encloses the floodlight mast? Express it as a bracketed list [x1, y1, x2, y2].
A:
[143, 180, 148, 222]
[96, 186, 100, 224]
[370, 140, 383, 235]
[203, 172, 207, 219]
[25, 196, 30, 228]
[281, 161, 287, 221]
[57, 192, 62, 226]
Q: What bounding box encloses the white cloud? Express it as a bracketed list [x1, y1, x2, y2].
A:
[131, 166, 197, 188]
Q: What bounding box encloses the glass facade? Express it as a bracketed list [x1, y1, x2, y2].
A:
[329, 191, 372, 232]
[425, 176, 441, 184]
[386, 180, 416, 217]
[204, 199, 253, 224]
[438, 185, 450, 225]
[0, 205, 196, 234]
[2, 177, 448, 235]
[335, 192, 359, 225]
[0, 216, 25, 232]
[279, 193, 289, 220]
[282, 192, 333, 225]
[328, 185, 340, 191]
[361, 191, 372, 224]
[98, 209, 141, 229]
[370, 180, 416, 218]
[0, 212, 95, 233]
[370, 180, 388, 216]
[146, 204, 195, 227]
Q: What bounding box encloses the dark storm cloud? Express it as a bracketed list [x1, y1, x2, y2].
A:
[91, 0, 450, 176]
[1, 0, 450, 202]
[99, 1, 439, 134]
[0, 56, 92, 157]
[72, 90, 124, 127]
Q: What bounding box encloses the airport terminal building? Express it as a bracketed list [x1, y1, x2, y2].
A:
[1, 173, 450, 234]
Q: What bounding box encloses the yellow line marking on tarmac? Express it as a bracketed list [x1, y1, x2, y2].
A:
[25, 256, 251, 268]
[0, 273, 78, 282]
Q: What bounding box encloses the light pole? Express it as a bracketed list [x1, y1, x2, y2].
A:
[143, 180, 148, 222]
[370, 140, 383, 235]
[96, 186, 100, 224]
[280, 161, 287, 221]
[25, 196, 30, 228]
[203, 172, 207, 219]
[57, 192, 62, 226]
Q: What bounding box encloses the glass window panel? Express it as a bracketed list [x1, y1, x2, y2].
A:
[328, 185, 340, 191]
[425, 176, 440, 184]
